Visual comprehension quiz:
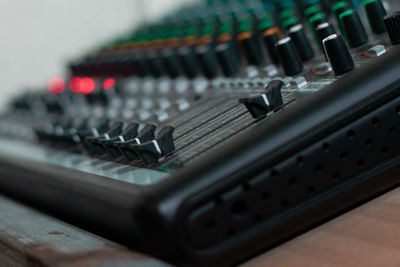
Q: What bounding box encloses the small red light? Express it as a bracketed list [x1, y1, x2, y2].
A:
[69, 77, 82, 93]
[48, 76, 65, 94]
[69, 77, 95, 94]
[81, 77, 95, 94]
[360, 51, 368, 57]
[103, 78, 116, 90]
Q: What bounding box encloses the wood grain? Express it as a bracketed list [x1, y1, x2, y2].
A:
[0, 195, 168, 267]
[243, 187, 400, 267]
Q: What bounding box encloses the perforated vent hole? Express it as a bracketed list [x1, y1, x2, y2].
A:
[365, 138, 373, 148]
[322, 143, 330, 153]
[381, 146, 389, 155]
[347, 130, 355, 140]
[314, 164, 323, 174]
[371, 117, 379, 127]
[232, 200, 248, 217]
[270, 169, 278, 177]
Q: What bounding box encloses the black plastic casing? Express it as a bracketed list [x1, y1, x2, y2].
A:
[1, 46, 400, 266]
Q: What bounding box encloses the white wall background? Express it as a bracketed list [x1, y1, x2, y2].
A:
[0, 0, 196, 107]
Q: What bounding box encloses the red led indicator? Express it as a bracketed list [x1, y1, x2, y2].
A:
[81, 77, 95, 94]
[69, 77, 96, 94]
[69, 77, 82, 93]
[103, 78, 116, 90]
[48, 76, 65, 94]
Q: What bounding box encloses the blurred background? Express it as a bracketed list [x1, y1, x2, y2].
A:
[0, 0, 197, 107]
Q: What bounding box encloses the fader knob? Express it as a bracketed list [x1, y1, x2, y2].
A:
[276, 37, 303, 76]
[289, 24, 315, 62]
[364, 0, 387, 34]
[323, 34, 354, 75]
[384, 11, 400, 45]
[339, 9, 369, 47]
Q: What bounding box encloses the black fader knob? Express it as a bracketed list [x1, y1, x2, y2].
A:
[276, 37, 303, 76]
[289, 24, 315, 62]
[384, 11, 400, 45]
[133, 126, 175, 165]
[316, 23, 337, 49]
[239, 80, 284, 119]
[216, 42, 240, 77]
[323, 34, 355, 76]
[364, 0, 387, 34]
[116, 124, 157, 162]
[339, 9, 369, 47]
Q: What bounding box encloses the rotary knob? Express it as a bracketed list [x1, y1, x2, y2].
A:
[339, 9, 369, 47]
[289, 24, 315, 62]
[384, 11, 400, 45]
[323, 34, 355, 76]
[276, 37, 303, 76]
[364, 0, 387, 34]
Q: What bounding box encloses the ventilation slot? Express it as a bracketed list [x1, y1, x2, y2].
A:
[186, 98, 400, 249]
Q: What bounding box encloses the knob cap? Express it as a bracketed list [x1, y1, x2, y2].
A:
[216, 42, 240, 77]
[364, 0, 387, 34]
[276, 37, 303, 76]
[289, 24, 315, 62]
[316, 22, 337, 49]
[384, 11, 400, 45]
[323, 34, 355, 75]
[339, 9, 369, 47]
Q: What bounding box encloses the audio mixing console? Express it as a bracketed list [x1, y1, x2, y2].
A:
[1, 0, 400, 265]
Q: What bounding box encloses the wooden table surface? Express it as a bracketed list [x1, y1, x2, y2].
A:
[2, 187, 400, 267]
